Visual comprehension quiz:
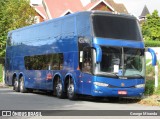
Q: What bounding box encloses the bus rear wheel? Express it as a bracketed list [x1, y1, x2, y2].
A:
[20, 77, 27, 93]
[56, 81, 65, 98]
[13, 77, 19, 92]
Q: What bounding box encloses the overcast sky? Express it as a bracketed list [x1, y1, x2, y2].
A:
[114, 0, 160, 17]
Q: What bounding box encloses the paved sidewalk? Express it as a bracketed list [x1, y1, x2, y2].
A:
[0, 82, 9, 88]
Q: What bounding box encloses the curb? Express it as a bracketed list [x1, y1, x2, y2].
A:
[0, 83, 9, 88]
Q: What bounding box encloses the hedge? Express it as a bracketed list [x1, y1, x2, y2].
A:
[0, 64, 2, 82]
[144, 40, 160, 47]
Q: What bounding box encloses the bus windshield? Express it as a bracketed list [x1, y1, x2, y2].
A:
[92, 14, 142, 41]
[94, 46, 145, 78]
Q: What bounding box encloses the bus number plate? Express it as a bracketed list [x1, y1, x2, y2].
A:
[118, 91, 127, 95]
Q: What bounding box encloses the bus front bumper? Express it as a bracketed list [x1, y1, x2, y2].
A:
[91, 85, 144, 97]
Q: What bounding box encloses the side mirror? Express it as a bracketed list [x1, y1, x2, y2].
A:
[146, 48, 157, 66]
[92, 44, 102, 63]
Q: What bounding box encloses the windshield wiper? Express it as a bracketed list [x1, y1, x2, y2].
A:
[108, 72, 119, 78]
[128, 74, 144, 78]
[96, 72, 119, 78]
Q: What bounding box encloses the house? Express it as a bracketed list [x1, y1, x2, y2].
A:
[139, 5, 150, 24]
[30, 3, 48, 23]
[30, 0, 128, 23]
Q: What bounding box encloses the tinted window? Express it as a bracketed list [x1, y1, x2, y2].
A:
[100, 46, 122, 73]
[25, 53, 63, 70]
[82, 47, 92, 74]
[92, 15, 142, 41]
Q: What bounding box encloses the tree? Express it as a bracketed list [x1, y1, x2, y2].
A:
[0, 0, 36, 59]
[142, 10, 160, 41]
[0, 0, 6, 59]
[0, 0, 36, 83]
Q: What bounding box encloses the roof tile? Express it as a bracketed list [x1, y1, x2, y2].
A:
[36, 0, 128, 19]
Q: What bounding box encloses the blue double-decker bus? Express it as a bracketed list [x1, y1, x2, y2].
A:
[5, 11, 156, 100]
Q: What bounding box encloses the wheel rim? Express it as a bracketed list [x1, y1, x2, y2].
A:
[56, 83, 62, 96]
[68, 84, 74, 98]
[20, 79, 23, 91]
[14, 79, 18, 88]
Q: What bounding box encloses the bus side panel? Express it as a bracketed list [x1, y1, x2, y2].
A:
[5, 12, 93, 92]
[5, 46, 14, 86]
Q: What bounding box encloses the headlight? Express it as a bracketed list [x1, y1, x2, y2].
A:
[94, 82, 109, 87]
[135, 84, 145, 88]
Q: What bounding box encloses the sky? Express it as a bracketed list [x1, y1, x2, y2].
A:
[30, 0, 42, 4]
[114, 0, 160, 17]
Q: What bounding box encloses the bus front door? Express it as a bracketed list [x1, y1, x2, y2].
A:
[81, 47, 92, 95]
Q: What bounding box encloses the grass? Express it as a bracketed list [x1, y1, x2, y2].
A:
[145, 62, 160, 95]
[146, 59, 151, 64]
[145, 76, 160, 95]
[139, 95, 160, 106]
[139, 61, 160, 106]
[0, 64, 2, 82]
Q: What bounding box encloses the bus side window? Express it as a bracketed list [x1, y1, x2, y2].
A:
[82, 47, 92, 74]
[59, 53, 64, 70]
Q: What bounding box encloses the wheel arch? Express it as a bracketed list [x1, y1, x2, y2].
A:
[53, 73, 64, 83]
[64, 73, 77, 93]
[18, 72, 25, 80]
[53, 73, 63, 83]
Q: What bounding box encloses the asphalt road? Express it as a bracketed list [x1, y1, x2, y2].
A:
[0, 87, 159, 119]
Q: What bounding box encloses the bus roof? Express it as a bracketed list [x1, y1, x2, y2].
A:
[8, 11, 136, 35]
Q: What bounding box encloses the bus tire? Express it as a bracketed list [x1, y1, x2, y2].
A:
[67, 80, 77, 100]
[56, 81, 65, 98]
[108, 97, 120, 102]
[27, 88, 33, 93]
[13, 77, 20, 92]
[19, 77, 27, 93]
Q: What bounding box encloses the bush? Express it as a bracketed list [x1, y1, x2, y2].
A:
[145, 63, 160, 95]
[144, 40, 160, 47]
[0, 64, 2, 82]
[146, 65, 154, 76]
[145, 79, 155, 95]
[0, 76, 2, 82]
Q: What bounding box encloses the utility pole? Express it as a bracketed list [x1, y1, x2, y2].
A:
[155, 52, 159, 90]
[155, 64, 158, 90]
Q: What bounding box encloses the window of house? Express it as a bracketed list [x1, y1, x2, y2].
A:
[34, 16, 40, 24]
